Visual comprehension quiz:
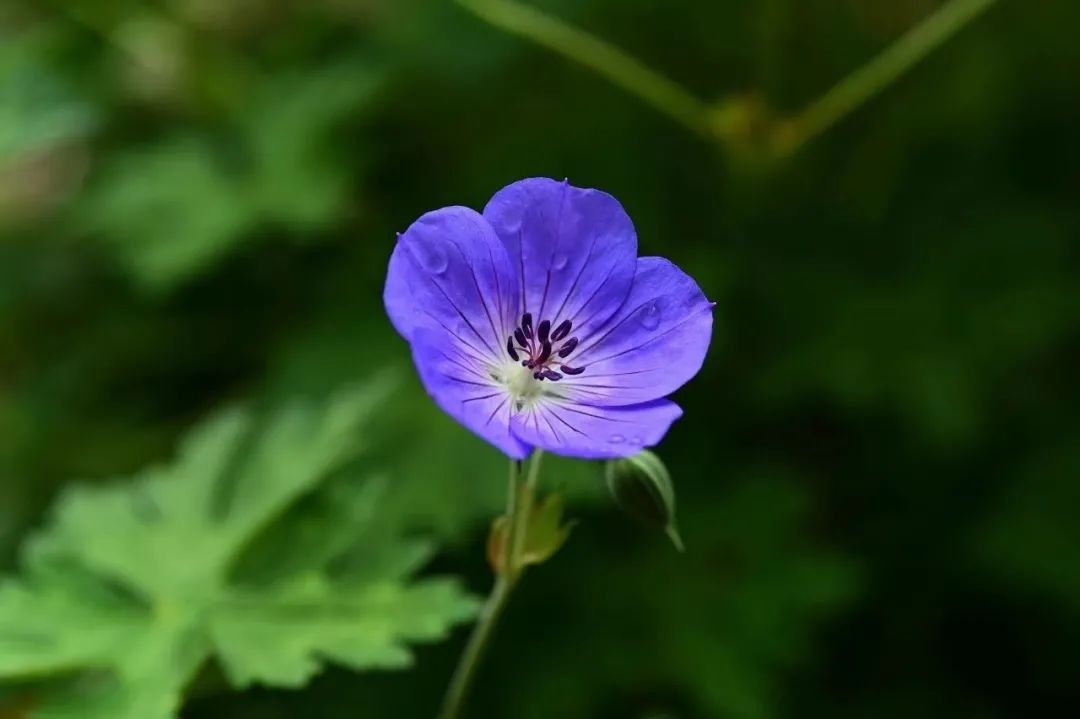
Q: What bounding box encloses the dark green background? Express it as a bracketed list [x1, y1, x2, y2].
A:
[2, 0, 1078, 716]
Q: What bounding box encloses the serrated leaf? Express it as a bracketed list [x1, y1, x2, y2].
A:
[210, 576, 479, 688]
[0, 377, 479, 718]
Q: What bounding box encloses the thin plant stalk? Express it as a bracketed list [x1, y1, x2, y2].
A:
[776, 0, 998, 153]
[454, 0, 712, 139]
[437, 451, 545, 719]
[455, 0, 998, 156]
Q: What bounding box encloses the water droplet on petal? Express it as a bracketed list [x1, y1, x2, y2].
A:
[639, 301, 661, 330]
[609, 434, 626, 444]
[414, 240, 449, 274]
[552, 252, 569, 270]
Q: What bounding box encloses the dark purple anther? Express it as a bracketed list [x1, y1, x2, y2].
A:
[560, 364, 586, 375]
[537, 319, 551, 343]
[521, 313, 534, 339]
[542, 370, 563, 381]
[551, 319, 572, 342]
[537, 341, 552, 364]
[506, 336, 519, 361]
[514, 328, 527, 347]
[557, 337, 578, 357]
[533, 371, 543, 380]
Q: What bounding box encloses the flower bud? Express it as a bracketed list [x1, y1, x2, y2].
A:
[605, 450, 684, 551]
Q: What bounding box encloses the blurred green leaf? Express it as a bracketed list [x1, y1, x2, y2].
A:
[245, 62, 381, 229]
[81, 135, 251, 293]
[0, 378, 479, 718]
[81, 60, 380, 291]
[974, 432, 1080, 612]
[0, 34, 97, 162]
[0, 31, 97, 229]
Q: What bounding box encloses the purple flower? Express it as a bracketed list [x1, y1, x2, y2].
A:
[384, 178, 713, 460]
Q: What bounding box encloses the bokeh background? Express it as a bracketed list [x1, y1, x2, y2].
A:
[2, 0, 1078, 717]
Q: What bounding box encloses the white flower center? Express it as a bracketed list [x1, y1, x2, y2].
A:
[505, 362, 543, 406]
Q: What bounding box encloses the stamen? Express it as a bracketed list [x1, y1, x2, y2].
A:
[508, 315, 582, 383]
[551, 320, 572, 342]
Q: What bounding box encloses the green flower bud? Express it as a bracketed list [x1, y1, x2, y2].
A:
[605, 450, 684, 551]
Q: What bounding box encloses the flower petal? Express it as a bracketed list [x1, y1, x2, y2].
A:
[561, 257, 713, 405]
[510, 398, 683, 460]
[483, 178, 637, 339]
[384, 206, 519, 361]
[410, 328, 531, 459]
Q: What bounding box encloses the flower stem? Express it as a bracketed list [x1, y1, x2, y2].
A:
[453, 0, 712, 139]
[454, 0, 997, 157]
[435, 573, 513, 719]
[775, 0, 998, 154]
[437, 451, 544, 719]
[512, 451, 544, 563]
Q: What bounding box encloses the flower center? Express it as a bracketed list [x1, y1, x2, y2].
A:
[505, 362, 544, 403]
[505, 312, 587, 382]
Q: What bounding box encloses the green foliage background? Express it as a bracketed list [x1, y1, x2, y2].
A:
[1, 0, 1078, 717]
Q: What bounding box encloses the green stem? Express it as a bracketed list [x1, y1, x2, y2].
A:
[437, 452, 543, 719]
[454, 0, 712, 139]
[511, 451, 544, 564]
[776, 0, 997, 154]
[435, 573, 513, 719]
[455, 0, 997, 157]
[501, 459, 526, 582]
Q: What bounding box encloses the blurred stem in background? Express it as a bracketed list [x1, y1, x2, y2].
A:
[455, 0, 998, 157]
[438, 451, 546, 719]
[773, 0, 998, 154]
[455, 0, 713, 139]
[39, 0, 260, 117]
